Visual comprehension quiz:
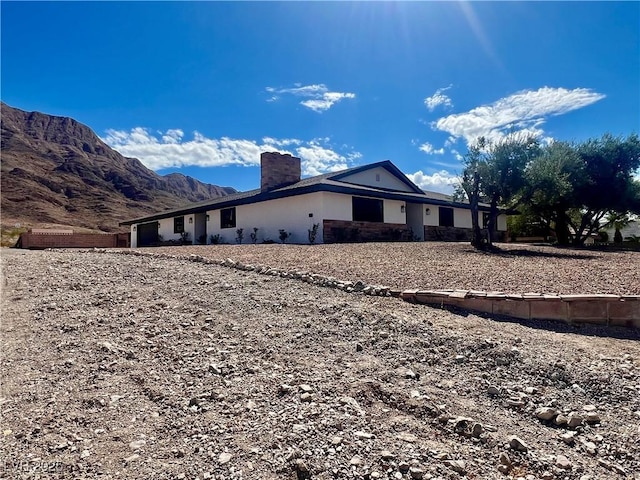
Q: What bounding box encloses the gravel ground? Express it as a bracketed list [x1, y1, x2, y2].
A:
[152, 242, 640, 295]
[1, 248, 639, 480]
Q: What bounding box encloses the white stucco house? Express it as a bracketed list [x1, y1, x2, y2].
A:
[121, 152, 507, 247]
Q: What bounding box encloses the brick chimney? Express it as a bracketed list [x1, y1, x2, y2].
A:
[260, 152, 301, 191]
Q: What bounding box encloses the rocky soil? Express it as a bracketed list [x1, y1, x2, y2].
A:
[153, 242, 640, 295]
[1, 247, 639, 480]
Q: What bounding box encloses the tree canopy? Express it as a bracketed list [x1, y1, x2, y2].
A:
[459, 133, 640, 248]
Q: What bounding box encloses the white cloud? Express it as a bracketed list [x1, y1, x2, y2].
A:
[103, 128, 359, 177]
[418, 142, 445, 155]
[296, 142, 350, 176]
[433, 86, 605, 145]
[266, 83, 356, 112]
[424, 85, 453, 112]
[406, 169, 459, 194]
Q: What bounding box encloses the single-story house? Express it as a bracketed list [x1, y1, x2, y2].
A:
[120, 152, 507, 247]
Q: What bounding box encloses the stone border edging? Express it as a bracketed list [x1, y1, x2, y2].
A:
[400, 290, 640, 328]
[85, 248, 639, 330]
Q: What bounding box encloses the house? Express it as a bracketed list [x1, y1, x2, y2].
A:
[120, 152, 507, 247]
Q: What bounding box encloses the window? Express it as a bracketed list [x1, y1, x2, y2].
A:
[352, 196, 383, 222]
[438, 207, 454, 227]
[220, 207, 236, 228]
[174, 216, 184, 233]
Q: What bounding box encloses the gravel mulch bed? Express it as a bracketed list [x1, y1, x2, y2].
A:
[152, 242, 640, 295]
[2, 249, 639, 480]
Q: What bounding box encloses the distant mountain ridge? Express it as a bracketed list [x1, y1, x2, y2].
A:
[1, 103, 236, 232]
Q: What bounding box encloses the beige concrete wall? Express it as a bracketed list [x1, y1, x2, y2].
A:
[340, 167, 416, 192]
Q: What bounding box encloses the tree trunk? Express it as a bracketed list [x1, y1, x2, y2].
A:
[469, 172, 483, 249]
[555, 208, 570, 246]
[486, 198, 499, 247]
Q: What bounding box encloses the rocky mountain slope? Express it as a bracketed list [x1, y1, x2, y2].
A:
[1, 103, 235, 232]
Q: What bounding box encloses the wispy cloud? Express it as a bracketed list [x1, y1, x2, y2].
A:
[406, 170, 459, 195]
[433, 86, 605, 145]
[102, 128, 359, 176]
[424, 85, 453, 112]
[266, 83, 356, 112]
[418, 142, 445, 155]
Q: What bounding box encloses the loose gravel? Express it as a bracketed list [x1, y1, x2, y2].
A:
[152, 242, 640, 295]
[1, 247, 639, 480]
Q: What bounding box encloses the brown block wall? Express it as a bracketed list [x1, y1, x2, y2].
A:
[260, 152, 301, 191]
[425, 226, 506, 242]
[323, 220, 411, 243]
[19, 233, 127, 249]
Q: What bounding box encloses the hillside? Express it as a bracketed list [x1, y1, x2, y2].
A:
[0, 103, 235, 233]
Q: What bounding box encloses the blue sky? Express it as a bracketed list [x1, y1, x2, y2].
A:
[2, 1, 639, 193]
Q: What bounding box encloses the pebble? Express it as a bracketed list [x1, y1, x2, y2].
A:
[218, 452, 232, 464]
[487, 385, 501, 396]
[444, 459, 465, 473]
[509, 435, 529, 452]
[129, 439, 146, 450]
[535, 407, 558, 421]
[560, 431, 576, 445]
[380, 450, 395, 460]
[567, 413, 584, 429]
[409, 466, 424, 479]
[350, 455, 363, 466]
[300, 392, 313, 402]
[555, 454, 572, 470]
[124, 454, 140, 463]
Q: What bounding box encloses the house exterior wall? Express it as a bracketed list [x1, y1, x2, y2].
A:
[207, 192, 324, 244]
[455, 208, 473, 228]
[339, 167, 416, 192]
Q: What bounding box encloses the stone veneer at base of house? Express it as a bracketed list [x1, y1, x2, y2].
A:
[323, 220, 412, 243]
[424, 226, 506, 242]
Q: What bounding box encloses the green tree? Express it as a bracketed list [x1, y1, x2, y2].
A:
[459, 135, 539, 249]
[523, 134, 640, 246]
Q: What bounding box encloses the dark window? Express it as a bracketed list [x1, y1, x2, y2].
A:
[220, 207, 236, 228]
[174, 216, 184, 233]
[439, 207, 454, 227]
[352, 197, 384, 222]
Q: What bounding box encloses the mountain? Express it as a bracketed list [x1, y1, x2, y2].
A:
[0, 103, 236, 232]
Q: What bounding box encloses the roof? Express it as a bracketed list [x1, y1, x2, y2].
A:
[120, 160, 487, 226]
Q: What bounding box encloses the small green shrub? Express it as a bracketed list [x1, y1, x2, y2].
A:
[236, 228, 244, 244]
[250, 227, 259, 244]
[209, 234, 222, 245]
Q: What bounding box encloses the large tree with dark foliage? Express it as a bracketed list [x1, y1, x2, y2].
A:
[523, 134, 640, 246]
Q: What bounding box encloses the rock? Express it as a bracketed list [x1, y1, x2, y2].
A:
[218, 452, 232, 464]
[278, 384, 293, 395]
[354, 431, 374, 439]
[535, 407, 559, 421]
[356, 343, 363, 352]
[409, 466, 424, 479]
[472, 422, 484, 437]
[560, 431, 576, 445]
[541, 472, 554, 480]
[381, 450, 395, 460]
[124, 454, 140, 463]
[129, 439, 146, 450]
[294, 459, 309, 473]
[454, 355, 466, 364]
[567, 413, 584, 429]
[585, 412, 601, 424]
[444, 459, 466, 473]
[350, 455, 363, 466]
[509, 436, 529, 452]
[404, 369, 418, 379]
[581, 440, 597, 455]
[398, 461, 410, 473]
[499, 452, 512, 467]
[330, 436, 343, 445]
[583, 404, 597, 412]
[554, 414, 568, 426]
[299, 384, 313, 393]
[300, 393, 313, 402]
[487, 385, 501, 396]
[555, 454, 572, 470]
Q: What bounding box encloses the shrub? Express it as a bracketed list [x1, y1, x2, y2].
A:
[278, 229, 291, 244]
[197, 234, 207, 245]
[614, 228, 623, 244]
[236, 228, 244, 244]
[209, 234, 222, 245]
[179, 231, 191, 245]
[308, 223, 320, 244]
[250, 227, 259, 244]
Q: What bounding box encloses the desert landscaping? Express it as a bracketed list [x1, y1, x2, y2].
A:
[1, 243, 639, 480]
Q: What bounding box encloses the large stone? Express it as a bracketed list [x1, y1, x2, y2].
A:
[509, 436, 529, 452]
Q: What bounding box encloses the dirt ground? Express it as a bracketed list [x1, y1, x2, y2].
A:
[1, 247, 639, 480]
